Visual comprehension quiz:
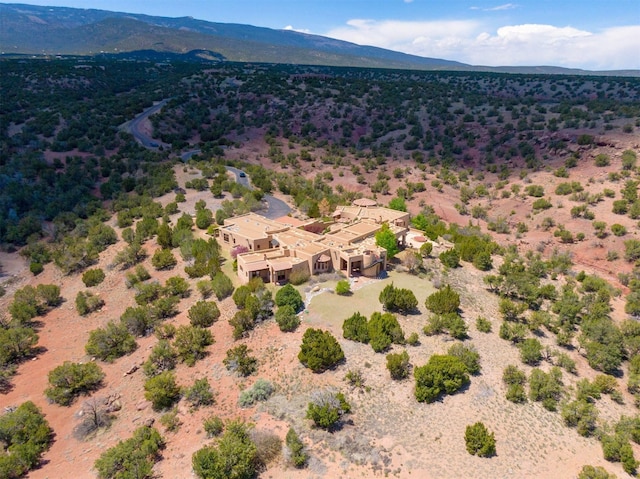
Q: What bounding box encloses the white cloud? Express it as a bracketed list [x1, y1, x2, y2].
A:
[470, 3, 517, 11]
[485, 3, 517, 11]
[283, 25, 311, 34]
[323, 19, 640, 70]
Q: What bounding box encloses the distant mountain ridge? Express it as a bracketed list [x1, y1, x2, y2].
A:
[1, 3, 638, 76]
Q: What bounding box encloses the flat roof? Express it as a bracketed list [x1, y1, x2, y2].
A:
[334, 205, 409, 223]
[271, 261, 292, 271]
[274, 216, 305, 227]
[323, 221, 380, 245]
[221, 213, 288, 240]
[244, 260, 269, 271]
[273, 228, 328, 256]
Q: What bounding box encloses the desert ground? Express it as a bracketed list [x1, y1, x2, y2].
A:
[2, 85, 640, 478]
[2, 150, 639, 479]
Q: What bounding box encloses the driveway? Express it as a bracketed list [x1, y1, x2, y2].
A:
[128, 108, 291, 219]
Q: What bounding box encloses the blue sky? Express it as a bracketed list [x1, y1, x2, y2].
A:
[13, 1, 640, 70]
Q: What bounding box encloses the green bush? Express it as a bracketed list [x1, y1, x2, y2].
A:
[29, 261, 44, 276]
[525, 185, 545, 197]
[519, 338, 543, 365]
[184, 378, 215, 409]
[306, 390, 351, 431]
[144, 371, 181, 411]
[506, 384, 528, 403]
[211, 272, 234, 300]
[173, 325, 214, 366]
[159, 408, 181, 433]
[378, 283, 418, 314]
[112, 242, 147, 269]
[613, 200, 629, 215]
[532, 198, 552, 210]
[9, 284, 62, 324]
[192, 420, 257, 479]
[447, 343, 481, 375]
[197, 280, 214, 299]
[439, 248, 460, 268]
[285, 427, 308, 468]
[0, 401, 53, 478]
[0, 326, 38, 376]
[95, 426, 164, 479]
[423, 312, 467, 339]
[298, 328, 344, 373]
[134, 281, 163, 305]
[368, 311, 404, 352]
[499, 321, 528, 343]
[238, 378, 275, 407]
[151, 249, 177, 270]
[420, 242, 433, 257]
[85, 321, 137, 362]
[476, 316, 492, 333]
[143, 340, 177, 377]
[611, 224, 627, 237]
[229, 310, 254, 340]
[577, 134, 594, 145]
[275, 284, 304, 313]
[188, 301, 220, 328]
[155, 323, 176, 340]
[120, 305, 154, 337]
[529, 367, 564, 411]
[554, 352, 577, 374]
[233, 285, 251, 308]
[561, 399, 597, 437]
[196, 208, 213, 230]
[224, 345, 257, 377]
[595, 153, 610, 167]
[342, 312, 369, 343]
[414, 354, 470, 403]
[203, 416, 224, 438]
[386, 350, 410, 380]
[577, 465, 618, 479]
[164, 276, 190, 298]
[75, 291, 105, 316]
[464, 422, 496, 457]
[45, 361, 105, 406]
[335, 280, 351, 295]
[275, 305, 300, 332]
[82, 268, 105, 288]
[425, 285, 460, 314]
[472, 251, 493, 271]
[502, 365, 526, 386]
[602, 433, 627, 462]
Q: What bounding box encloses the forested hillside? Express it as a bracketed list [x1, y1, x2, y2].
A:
[1, 57, 640, 478]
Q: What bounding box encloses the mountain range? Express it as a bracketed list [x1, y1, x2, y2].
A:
[1, 3, 638, 76]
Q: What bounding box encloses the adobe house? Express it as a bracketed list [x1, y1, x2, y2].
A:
[219, 202, 409, 284]
[332, 202, 410, 229]
[216, 213, 288, 252]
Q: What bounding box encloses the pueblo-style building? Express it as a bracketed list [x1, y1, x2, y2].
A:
[215, 200, 409, 284]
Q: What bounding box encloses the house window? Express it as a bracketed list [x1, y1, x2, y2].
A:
[256, 244, 260, 250]
[223, 234, 229, 242]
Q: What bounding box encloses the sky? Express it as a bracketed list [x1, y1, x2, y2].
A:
[13, 0, 640, 70]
